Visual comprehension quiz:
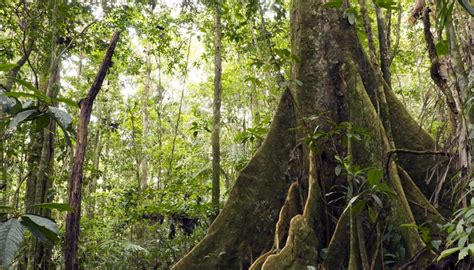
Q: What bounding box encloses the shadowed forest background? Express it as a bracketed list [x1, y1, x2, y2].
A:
[0, 0, 473, 269]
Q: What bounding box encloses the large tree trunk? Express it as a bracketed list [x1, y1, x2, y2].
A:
[174, 1, 450, 269]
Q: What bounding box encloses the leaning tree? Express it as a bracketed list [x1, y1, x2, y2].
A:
[173, 0, 467, 269]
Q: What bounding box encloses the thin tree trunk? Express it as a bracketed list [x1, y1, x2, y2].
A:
[87, 102, 103, 218]
[139, 49, 151, 191]
[65, 31, 120, 270]
[26, 2, 60, 267]
[446, 19, 471, 201]
[211, 0, 222, 217]
[373, 2, 391, 86]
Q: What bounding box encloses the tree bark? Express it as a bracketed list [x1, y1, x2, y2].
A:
[139, 51, 151, 191]
[87, 102, 103, 218]
[65, 31, 120, 270]
[173, 88, 297, 269]
[212, 0, 222, 217]
[174, 1, 447, 269]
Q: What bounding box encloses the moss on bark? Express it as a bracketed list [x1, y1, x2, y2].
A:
[174, 1, 451, 269]
[172, 90, 297, 269]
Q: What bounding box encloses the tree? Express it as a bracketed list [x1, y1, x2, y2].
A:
[173, 1, 458, 269]
[65, 31, 120, 270]
[212, 0, 223, 217]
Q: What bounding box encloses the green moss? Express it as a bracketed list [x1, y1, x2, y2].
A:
[173, 90, 297, 270]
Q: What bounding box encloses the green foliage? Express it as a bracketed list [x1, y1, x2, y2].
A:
[343, 7, 358, 25]
[322, 0, 343, 8]
[30, 203, 73, 212]
[0, 214, 61, 268]
[20, 214, 59, 243]
[437, 179, 474, 262]
[0, 0, 471, 268]
[0, 219, 23, 268]
[382, 224, 406, 266]
[435, 40, 449, 56]
[0, 75, 75, 143]
[375, 0, 398, 10]
[0, 63, 18, 72]
[436, 0, 455, 34]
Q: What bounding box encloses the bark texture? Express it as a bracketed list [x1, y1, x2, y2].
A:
[174, 1, 450, 269]
[173, 89, 297, 269]
[65, 31, 120, 270]
[212, 0, 222, 216]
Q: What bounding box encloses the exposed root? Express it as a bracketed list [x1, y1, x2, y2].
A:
[251, 149, 322, 269]
[172, 90, 297, 270]
[398, 166, 444, 233]
[249, 181, 302, 270]
[248, 250, 273, 270]
[275, 182, 303, 250]
[262, 215, 319, 270]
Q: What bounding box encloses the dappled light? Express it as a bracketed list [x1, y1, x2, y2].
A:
[0, 0, 473, 269]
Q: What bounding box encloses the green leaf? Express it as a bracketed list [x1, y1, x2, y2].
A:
[367, 168, 382, 185]
[431, 240, 442, 250]
[322, 0, 343, 8]
[464, 208, 474, 218]
[437, 247, 461, 262]
[7, 109, 37, 132]
[436, 0, 455, 34]
[52, 97, 78, 108]
[458, 234, 468, 248]
[372, 194, 383, 207]
[400, 223, 418, 229]
[3, 92, 42, 100]
[48, 107, 72, 128]
[341, 195, 360, 215]
[30, 203, 72, 212]
[123, 242, 149, 254]
[352, 200, 366, 215]
[458, 248, 468, 261]
[335, 165, 342, 176]
[0, 91, 19, 113]
[435, 40, 449, 56]
[11, 78, 50, 103]
[373, 183, 395, 195]
[467, 243, 474, 256]
[376, 0, 398, 10]
[279, 81, 288, 88]
[47, 106, 73, 145]
[0, 219, 24, 268]
[20, 214, 59, 243]
[0, 63, 18, 72]
[344, 8, 358, 25]
[291, 54, 301, 63]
